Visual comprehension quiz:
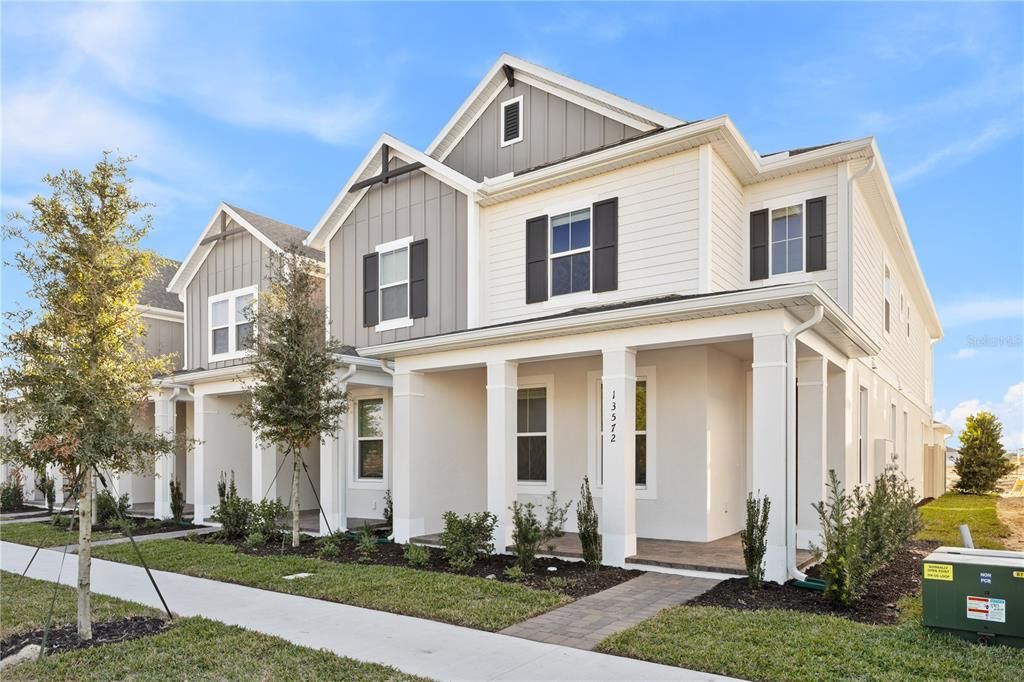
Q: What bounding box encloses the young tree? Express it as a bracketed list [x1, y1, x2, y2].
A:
[238, 245, 347, 547]
[954, 411, 1014, 494]
[0, 155, 177, 639]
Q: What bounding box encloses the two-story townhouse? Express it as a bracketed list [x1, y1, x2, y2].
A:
[305, 55, 949, 583]
[153, 203, 393, 529]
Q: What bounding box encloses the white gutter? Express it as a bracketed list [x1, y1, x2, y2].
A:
[845, 156, 876, 318]
[787, 304, 824, 582]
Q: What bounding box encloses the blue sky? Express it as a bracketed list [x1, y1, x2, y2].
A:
[2, 2, 1022, 447]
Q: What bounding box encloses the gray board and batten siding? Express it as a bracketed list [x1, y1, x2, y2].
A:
[330, 165, 468, 348]
[442, 82, 645, 182]
[184, 220, 276, 371]
[140, 317, 185, 370]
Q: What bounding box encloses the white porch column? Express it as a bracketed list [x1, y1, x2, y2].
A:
[192, 392, 210, 524]
[752, 333, 788, 583]
[392, 370, 422, 543]
[601, 348, 637, 567]
[486, 361, 518, 551]
[153, 393, 176, 518]
[797, 357, 829, 548]
[251, 435, 278, 503]
[319, 410, 347, 535]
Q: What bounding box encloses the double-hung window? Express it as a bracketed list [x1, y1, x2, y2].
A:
[378, 240, 410, 327]
[884, 265, 892, 334]
[356, 398, 384, 480]
[770, 205, 803, 275]
[516, 387, 547, 482]
[209, 286, 256, 362]
[550, 208, 591, 296]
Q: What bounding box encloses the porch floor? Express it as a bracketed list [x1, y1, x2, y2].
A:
[129, 502, 194, 519]
[130, 504, 384, 534]
[412, 531, 815, 576]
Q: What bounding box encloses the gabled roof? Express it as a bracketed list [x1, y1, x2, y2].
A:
[426, 54, 684, 163]
[139, 259, 183, 312]
[167, 203, 323, 297]
[305, 133, 481, 250]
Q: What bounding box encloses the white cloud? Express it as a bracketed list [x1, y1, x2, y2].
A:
[892, 118, 1021, 185]
[951, 348, 977, 360]
[938, 296, 1024, 327]
[937, 381, 1024, 450]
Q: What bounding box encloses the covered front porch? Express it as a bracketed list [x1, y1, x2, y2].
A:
[376, 288, 876, 582]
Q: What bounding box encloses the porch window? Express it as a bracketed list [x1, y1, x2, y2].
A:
[517, 387, 547, 482]
[599, 380, 648, 486]
[208, 286, 257, 362]
[357, 399, 384, 479]
[550, 208, 591, 296]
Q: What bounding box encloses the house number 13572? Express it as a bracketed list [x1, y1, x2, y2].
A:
[608, 389, 617, 443]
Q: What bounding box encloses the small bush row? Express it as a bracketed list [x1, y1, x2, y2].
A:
[212, 472, 287, 543]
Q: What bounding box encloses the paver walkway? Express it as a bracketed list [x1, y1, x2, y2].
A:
[501, 572, 720, 650]
[1, 541, 733, 681]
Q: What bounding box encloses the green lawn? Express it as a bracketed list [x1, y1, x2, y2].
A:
[1, 571, 422, 681]
[916, 492, 1009, 549]
[0, 520, 120, 548]
[95, 538, 567, 631]
[598, 597, 1023, 682]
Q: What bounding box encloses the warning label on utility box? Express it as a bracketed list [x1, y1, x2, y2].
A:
[967, 596, 1006, 623]
[923, 563, 953, 581]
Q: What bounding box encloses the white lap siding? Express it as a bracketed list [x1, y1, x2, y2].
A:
[709, 150, 746, 292]
[481, 149, 701, 325]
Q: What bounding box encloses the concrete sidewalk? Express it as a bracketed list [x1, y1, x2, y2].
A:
[1, 542, 732, 681]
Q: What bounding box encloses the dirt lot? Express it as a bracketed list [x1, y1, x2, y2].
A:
[996, 496, 1024, 551]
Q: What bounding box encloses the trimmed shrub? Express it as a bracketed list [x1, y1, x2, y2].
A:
[576, 476, 601, 569]
[243, 531, 266, 549]
[440, 510, 497, 572]
[543, 490, 572, 539]
[356, 524, 378, 561]
[404, 542, 430, 568]
[169, 479, 185, 523]
[510, 501, 545, 571]
[95, 488, 131, 526]
[383, 488, 394, 528]
[740, 492, 770, 588]
[212, 472, 252, 539]
[1, 478, 24, 512]
[36, 473, 56, 513]
[317, 531, 347, 559]
[954, 411, 1014, 494]
[503, 565, 525, 581]
[814, 469, 921, 606]
[252, 499, 287, 539]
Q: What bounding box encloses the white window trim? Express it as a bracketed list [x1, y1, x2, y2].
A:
[499, 95, 524, 147]
[586, 366, 657, 500]
[375, 235, 414, 333]
[757, 192, 818, 284]
[548, 206, 594, 299]
[348, 389, 390, 490]
[516, 374, 554, 494]
[207, 285, 258, 363]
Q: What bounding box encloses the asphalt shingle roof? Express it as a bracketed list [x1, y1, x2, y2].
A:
[139, 260, 184, 312]
[226, 204, 324, 261]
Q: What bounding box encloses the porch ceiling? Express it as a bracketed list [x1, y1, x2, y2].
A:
[360, 282, 879, 361]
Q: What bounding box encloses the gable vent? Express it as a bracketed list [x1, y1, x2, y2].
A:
[500, 97, 523, 146]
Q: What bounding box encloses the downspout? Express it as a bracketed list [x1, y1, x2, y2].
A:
[787, 305, 824, 583]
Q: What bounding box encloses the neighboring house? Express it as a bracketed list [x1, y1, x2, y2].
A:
[148, 203, 392, 527]
[303, 55, 949, 583]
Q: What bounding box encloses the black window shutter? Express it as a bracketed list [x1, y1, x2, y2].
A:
[410, 239, 428, 319]
[805, 196, 827, 272]
[750, 209, 769, 281]
[525, 215, 548, 303]
[362, 252, 379, 327]
[592, 197, 618, 293]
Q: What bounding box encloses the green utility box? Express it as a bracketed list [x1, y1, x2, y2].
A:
[922, 546, 1024, 647]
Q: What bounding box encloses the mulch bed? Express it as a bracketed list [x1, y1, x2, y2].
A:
[0, 616, 169, 659]
[119, 518, 205, 538]
[201, 532, 641, 598]
[687, 540, 940, 625]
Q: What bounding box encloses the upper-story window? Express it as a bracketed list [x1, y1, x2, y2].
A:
[550, 208, 591, 296]
[363, 235, 427, 331]
[884, 265, 892, 334]
[209, 286, 256, 362]
[500, 96, 523, 147]
[770, 205, 803, 275]
[379, 242, 409, 323]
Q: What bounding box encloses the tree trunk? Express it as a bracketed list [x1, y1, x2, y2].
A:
[291, 449, 301, 548]
[77, 470, 93, 640]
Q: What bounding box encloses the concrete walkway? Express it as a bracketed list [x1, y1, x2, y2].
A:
[501, 573, 720, 650]
[58, 526, 220, 553]
[1, 542, 732, 681]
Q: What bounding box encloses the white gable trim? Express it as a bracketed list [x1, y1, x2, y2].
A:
[305, 134, 480, 250]
[166, 203, 285, 297]
[426, 54, 684, 162]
